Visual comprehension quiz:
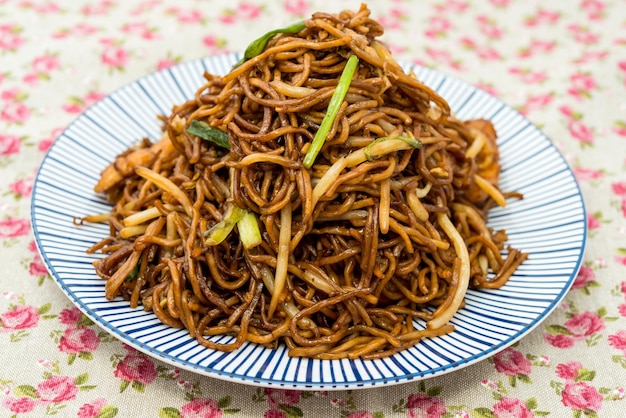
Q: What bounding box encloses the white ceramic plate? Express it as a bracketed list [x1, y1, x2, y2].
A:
[31, 52, 586, 390]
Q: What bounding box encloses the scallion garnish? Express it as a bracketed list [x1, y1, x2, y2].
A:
[187, 120, 230, 150]
[234, 21, 306, 68]
[302, 54, 359, 169]
[204, 205, 246, 246]
[204, 205, 262, 249]
[364, 136, 422, 161]
[237, 210, 262, 249]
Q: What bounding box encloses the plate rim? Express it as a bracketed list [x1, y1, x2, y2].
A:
[30, 51, 587, 390]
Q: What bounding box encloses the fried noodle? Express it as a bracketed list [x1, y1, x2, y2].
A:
[84, 5, 528, 360]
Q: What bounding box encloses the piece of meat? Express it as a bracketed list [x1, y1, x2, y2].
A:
[94, 134, 174, 193]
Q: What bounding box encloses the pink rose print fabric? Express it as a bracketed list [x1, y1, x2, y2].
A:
[112, 345, 158, 392]
[1, 0, 626, 416]
[492, 397, 535, 418]
[561, 382, 604, 412]
[552, 362, 606, 414]
[492, 347, 533, 386]
[0, 217, 30, 239]
[609, 329, 626, 368]
[1, 371, 97, 416]
[406, 392, 446, 418]
[36, 375, 79, 403]
[77, 398, 118, 418]
[571, 265, 600, 294]
[58, 327, 100, 355]
[160, 378, 240, 417]
[0, 134, 22, 157]
[51, 307, 108, 364]
[2, 396, 36, 415]
[179, 398, 223, 418]
[544, 302, 618, 349]
[1, 294, 55, 341]
[0, 305, 40, 332]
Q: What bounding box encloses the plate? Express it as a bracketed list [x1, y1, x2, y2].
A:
[31, 52, 586, 390]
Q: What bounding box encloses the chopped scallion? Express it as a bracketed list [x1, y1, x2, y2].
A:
[204, 205, 246, 246]
[204, 205, 262, 249]
[237, 211, 262, 249]
[234, 21, 306, 68]
[364, 136, 422, 161]
[187, 120, 230, 150]
[302, 54, 359, 169]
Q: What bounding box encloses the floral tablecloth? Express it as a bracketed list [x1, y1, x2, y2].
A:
[1, 0, 626, 417]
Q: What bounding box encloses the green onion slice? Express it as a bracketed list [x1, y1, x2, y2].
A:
[237, 211, 262, 249]
[204, 205, 246, 246]
[302, 54, 359, 169]
[204, 205, 262, 249]
[364, 136, 422, 161]
[234, 21, 306, 68]
[187, 120, 230, 150]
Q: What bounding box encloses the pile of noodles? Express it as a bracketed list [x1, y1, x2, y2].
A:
[82, 5, 527, 360]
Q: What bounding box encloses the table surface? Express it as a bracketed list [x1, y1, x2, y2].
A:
[2, 0, 626, 417]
